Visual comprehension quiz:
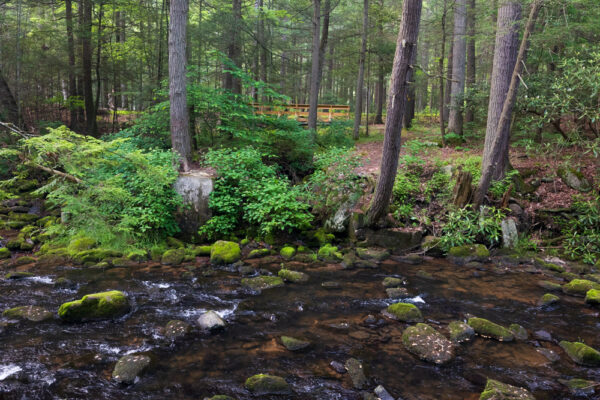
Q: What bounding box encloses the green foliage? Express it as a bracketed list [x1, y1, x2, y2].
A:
[563, 194, 600, 264]
[424, 170, 452, 202]
[452, 155, 482, 185]
[316, 120, 354, 149]
[489, 170, 519, 199]
[439, 206, 505, 251]
[199, 147, 312, 239]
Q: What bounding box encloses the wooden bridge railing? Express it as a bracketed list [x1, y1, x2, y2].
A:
[251, 103, 350, 123]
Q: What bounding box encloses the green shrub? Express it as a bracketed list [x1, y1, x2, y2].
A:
[452, 155, 482, 184]
[438, 206, 505, 251]
[563, 194, 600, 264]
[316, 120, 354, 149]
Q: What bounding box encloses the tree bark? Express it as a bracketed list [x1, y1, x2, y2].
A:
[81, 0, 98, 135]
[65, 0, 77, 128]
[480, 0, 521, 182]
[474, 0, 542, 208]
[352, 0, 369, 140]
[403, 47, 417, 129]
[317, 0, 331, 98]
[465, 0, 476, 123]
[224, 0, 242, 94]
[438, 0, 448, 146]
[443, 40, 452, 122]
[367, 0, 423, 225]
[448, 0, 467, 135]
[307, 0, 321, 131]
[169, 0, 192, 170]
[0, 68, 18, 125]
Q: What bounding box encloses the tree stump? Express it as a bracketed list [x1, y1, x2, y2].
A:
[452, 170, 473, 208]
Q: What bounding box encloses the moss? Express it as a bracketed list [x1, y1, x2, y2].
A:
[539, 293, 559, 307]
[3, 305, 53, 322]
[559, 341, 600, 367]
[293, 252, 317, 263]
[67, 237, 96, 253]
[19, 240, 34, 251]
[161, 249, 185, 265]
[280, 336, 310, 351]
[467, 317, 514, 341]
[6, 220, 27, 229]
[278, 269, 309, 283]
[244, 374, 290, 395]
[150, 245, 167, 262]
[448, 244, 489, 258]
[193, 245, 212, 256]
[210, 240, 241, 265]
[562, 279, 600, 296]
[8, 212, 39, 222]
[479, 379, 535, 400]
[5, 271, 34, 279]
[36, 253, 69, 268]
[314, 228, 335, 245]
[317, 244, 343, 262]
[448, 321, 475, 343]
[534, 257, 566, 273]
[0, 247, 10, 259]
[71, 249, 122, 264]
[126, 250, 147, 262]
[166, 237, 185, 248]
[382, 277, 403, 288]
[241, 275, 284, 291]
[240, 238, 250, 246]
[387, 302, 423, 322]
[537, 280, 562, 291]
[13, 256, 35, 266]
[6, 239, 23, 250]
[36, 216, 56, 228]
[248, 248, 270, 259]
[585, 289, 600, 306]
[356, 247, 390, 261]
[58, 290, 130, 322]
[280, 246, 296, 260]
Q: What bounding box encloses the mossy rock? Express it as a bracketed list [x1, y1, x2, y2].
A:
[72, 249, 122, 264]
[244, 374, 291, 395]
[0, 247, 11, 259]
[19, 240, 34, 251]
[402, 323, 456, 365]
[5, 271, 34, 279]
[278, 268, 309, 284]
[344, 358, 368, 389]
[468, 317, 514, 342]
[559, 341, 600, 367]
[67, 237, 96, 252]
[241, 275, 284, 291]
[448, 244, 489, 258]
[3, 305, 53, 322]
[509, 324, 528, 341]
[5, 220, 27, 229]
[382, 277, 403, 288]
[356, 247, 390, 261]
[313, 228, 335, 245]
[8, 212, 39, 222]
[479, 379, 535, 400]
[58, 290, 130, 322]
[448, 321, 475, 343]
[193, 245, 212, 256]
[280, 246, 296, 260]
[13, 256, 35, 266]
[294, 252, 317, 263]
[281, 336, 310, 351]
[6, 239, 23, 250]
[240, 238, 250, 246]
[210, 241, 241, 265]
[36, 216, 56, 228]
[317, 244, 343, 262]
[112, 353, 151, 384]
[127, 250, 147, 262]
[36, 253, 69, 268]
[534, 257, 565, 273]
[161, 249, 185, 266]
[248, 248, 270, 259]
[562, 279, 600, 297]
[557, 165, 591, 192]
[166, 237, 185, 248]
[561, 378, 598, 396]
[539, 293, 559, 307]
[387, 302, 423, 322]
[205, 396, 235, 400]
[537, 280, 562, 291]
[585, 289, 600, 306]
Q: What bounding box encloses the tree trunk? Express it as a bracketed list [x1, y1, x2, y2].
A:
[438, 0, 448, 146]
[374, 0, 385, 125]
[480, 0, 521, 183]
[66, 0, 77, 128]
[224, 0, 242, 94]
[0, 68, 19, 125]
[94, 2, 103, 117]
[81, 0, 98, 135]
[169, 0, 192, 170]
[403, 47, 417, 129]
[443, 40, 452, 122]
[465, 0, 476, 123]
[307, 0, 321, 131]
[317, 0, 331, 98]
[447, 0, 467, 135]
[157, 0, 166, 87]
[474, 0, 542, 208]
[367, 0, 423, 225]
[352, 0, 369, 140]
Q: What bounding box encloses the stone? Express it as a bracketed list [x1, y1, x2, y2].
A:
[344, 358, 367, 389]
[173, 170, 213, 237]
[193, 245, 212, 256]
[509, 324, 528, 341]
[559, 341, 600, 367]
[402, 323, 456, 365]
[12, 256, 35, 266]
[0, 247, 10, 259]
[534, 257, 565, 273]
[374, 385, 394, 400]
[468, 317, 514, 342]
[329, 361, 346, 374]
[537, 280, 561, 291]
[448, 244, 490, 259]
[360, 228, 423, 253]
[210, 241, 241, 265]
[164, 320, 191, 340]
[356, 247, 390, 261]
[126, 250, 147, 262]
[3, 306, 53, 322]
[557, 165, 591, 192]
[501, 218, 518, 249]
[161, 249, 185, 266]
[422, 236, 444, 257]
[317, 244, 343, 262]
[112, 353, 151, 384]
[479, 379, 535, 400]
[247, 248, 270, 259]
[244, 374, 291, 395]
[5, 271, 34, 279]
[386, 287, 409, 298]
[539, 293, 559, 307]
[279, 246, 296, 260]
[395, 254, 424, 265]
[585, 289, 600, 306]
[536, 348, 560, 363]
[448, 321, 475, 343]
[562, 279, 600, 297]
[533, 330, 552, 342]
[278, 269, 309, 283]
[382, 277, 403, 288]
[313, 228, 335, 245]
[386, 302, 423, 323]
[280, 336, 310, 351]
[321, 281, 341, 289]
[67, 237, 96, 252]
[58, 290, 130, 322]
[561, 378, 598, 397]
[241, 276, 284, 291]
[197, 310, 226, 331]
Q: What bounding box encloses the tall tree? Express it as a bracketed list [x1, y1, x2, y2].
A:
[352, 0, 369, 140]
[374, 0, 385, 125]
[367, 0, 423, 224]
[307, 0, 321, 131]
[81, 0, 97, 135]
[474, 0, 543, 207]
[65, 0, 77, 128]
[0, 68, 18, 125]
[447, 0, 467, 135]
[224, 0, 242, 94]
[465, 0, 476, 123]
[438, 0, 448, 146]
[169, 0, 192, 170]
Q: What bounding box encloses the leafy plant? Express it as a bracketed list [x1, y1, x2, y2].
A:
[438, 206, 505, 251]
[489, 170, 519, 199]
[563, 194, 600, 264]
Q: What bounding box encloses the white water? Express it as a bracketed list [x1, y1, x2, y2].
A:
[0, 364, 22, 380]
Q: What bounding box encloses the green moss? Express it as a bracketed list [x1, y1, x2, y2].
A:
[539, 293, 559, 307]
[150, 244, 166, 261]
[314, 228, 335, 245]
[479, 379, 535, 400]
[127, 250, 147, 262]
[537, 280, 562, 291]
[3, 305, 53, 322]
[0, 247, 10, 259]
[5, 271, 34, 279]
[8, 212, 39, 222]
[13, 256, 35, 266]
[356, 247, 390, 261]
[585, 289, 600, 306]
[244, 374, 290, 395]
[67, 237, 96, 252]
[467, 317, 514, 341]
[36, 216, 56, 228]
[559, 341, 600, 366]
[509, 324, 528, 341]
[241, 276, 284, 291]
[248, 248, 270, 259]
[562, 279, 600, 296]
[58, 290, 130, 322]
[317, 244, 343, 262]
[161, 249, 185, 265]
[387, 302, 423, 322]
[71, 249, 122, 264]
[280, 336, 310, 351]
[210, 240, 241, 265]
[382, 277, 403, 288]
[535, 257, 565, 273]
[280, 246, 296, 260]
[166, 237, 185, 248]
[448, 244, 489, 258]
[448, 321, 475, 343]
[278, 269, 309, 283]
[240, 238, 250, 246]
[6, 239, 23, 250]
[193, 245, 212, 256]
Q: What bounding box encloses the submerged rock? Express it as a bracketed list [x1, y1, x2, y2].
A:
[241, 276, 284, 291]
[559, 341, 600, 367]
[280, 336, 310, 351]
[479, 379, 535, 400]
[402, 323, 455, 365]
[386, 287, 409, 298]
[197, 310, 226, 331]
[561, 378, 598, 397]
[204, 396, 235, 400]
[278, 269, 309, 284]
[112, 353, 151, 384]
[537, 280, 562, 291]
[244, 374, 291, 395]
[539, 293, 559, 307]
[386, 302, 423, 323]
[374, 385, 395, 400]
[468, 317, 514, 342]
[382, 277, 403, 288]
[448, 321, 475, 343]
[210, 241, 241, 265]
[58, 290, 130, 322]
[5, 271, 34, 280]
[3, 305, 53, 322]
[509, 324, 528, 341]
[247, 248, 270, 259]
[585, 289, 600, 306]
[344, 358, 367, 389]
[356, 247, 390, 261]
[562, 279, 600, 297]
[164, 320, 191, 340]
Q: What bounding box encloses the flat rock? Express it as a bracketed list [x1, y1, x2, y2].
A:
[344, 358, 367, 389]
[402, 323, 456, 365]
[280, 336, 310, 351]
[479, 379, 535, 400]
[2, 306, 53, 322]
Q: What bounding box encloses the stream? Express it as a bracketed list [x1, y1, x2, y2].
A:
[0, 254, 599, 399]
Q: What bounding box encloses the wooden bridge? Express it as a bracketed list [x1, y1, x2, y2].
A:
[252, 103, 350, 124]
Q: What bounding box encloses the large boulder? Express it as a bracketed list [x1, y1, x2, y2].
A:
[58, 290, 130, 322]
[479, 379, 535, 400]
[244, 374, 291, 395]
[557, 166, 591, 192]
[161, 249, 185, 266]
[173, 170, 213, 237]
[562, 279, 600, 297]
[210, 241, 241, 265]
[112, 353, 151, 384]
[402, 323, 456, 365]
[559, 341, 600, 367]
[468, 317, 514, 342]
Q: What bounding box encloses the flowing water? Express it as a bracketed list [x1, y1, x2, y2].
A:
[0, 255, 599, 399]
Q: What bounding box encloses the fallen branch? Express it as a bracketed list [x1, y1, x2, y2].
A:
[0, 121, 32, 139]
[27, 162, 83, 184]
